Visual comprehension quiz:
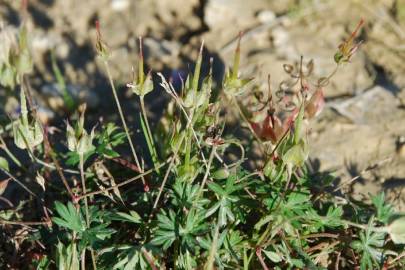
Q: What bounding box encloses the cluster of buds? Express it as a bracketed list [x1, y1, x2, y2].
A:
[12, 89, 43, 150]
[0, 23, 33, 89]
[66, 104, 95, 155]
[334, 19, 364, 64]
[126, 37, 153, 98]
[223, 32, 253, 97]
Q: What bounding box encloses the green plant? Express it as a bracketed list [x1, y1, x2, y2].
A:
[0, 16, 404, 270]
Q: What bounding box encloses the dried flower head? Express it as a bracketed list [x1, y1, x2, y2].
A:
[95, 20, 110, 61]
[334, 19, 364, 64]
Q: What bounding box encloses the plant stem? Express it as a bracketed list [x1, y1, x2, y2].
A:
[34, 157, 81, 175]
[43, 137, 76, 201]
[0, 217, 49, 226]
[79, 154, 90, 226]
[81, 249, 86, 270]
[141, 247, 158, 270]
[0, 136, 23, 168]
[195, 146, 217, 202]
[103, 61, 146, 186]
[0, 167, 37, 197]
[140, 97, 159, 173]
[79, 154, 89, 270]
[148, 135, 184, 223]
[184, 129, 192, 171]
[343, 220, 388, 233]
[151, 157, 175, 210]
[79, 154, 97, 270]
[256, 248, 269, 270]
[77, 158, 171, 200]
[205, 222, 220, 270]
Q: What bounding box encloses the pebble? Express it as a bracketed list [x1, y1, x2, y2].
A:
[41, 83, 99, 110]
[111, 0, 130, 11]
[257, 10, 276, 24]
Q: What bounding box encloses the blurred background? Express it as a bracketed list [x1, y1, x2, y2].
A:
[0, 0, 404, 208]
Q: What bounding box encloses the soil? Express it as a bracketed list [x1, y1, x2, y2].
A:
[1, 0, 404, 209]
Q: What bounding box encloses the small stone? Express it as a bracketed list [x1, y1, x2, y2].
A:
[397, 136, 405, 158]
[257, 10, 276, 24]
[143, 38, 181, 67]
[111, 0, 130, 11]
[4, 96, 19, 119]
[41, 83, 99, 110]
[36, 106, 55, 124]
[328, 86, 399, 124]
[205, 0, 268, 31]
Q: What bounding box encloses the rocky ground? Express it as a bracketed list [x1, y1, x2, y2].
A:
[1, 0, 404, 209]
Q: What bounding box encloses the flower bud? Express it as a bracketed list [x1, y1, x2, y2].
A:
[66, 104, 95, 155]
[223, 32, 254, 97]
[127, 38, 154, 97]
[334, 19, 364, 64]
[0, 24, 32, 89]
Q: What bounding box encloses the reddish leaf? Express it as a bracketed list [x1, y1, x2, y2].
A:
[0, 178, 10, 196]
[251, 114, 284, 144]
[305, 88, 325, 119]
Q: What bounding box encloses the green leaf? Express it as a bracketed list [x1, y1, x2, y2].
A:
[207, 182, 226, 196]
[351, 217, 386, 269]
[263, 250, 282, 263]
[112, 211, 141, 224]
[205, 201, 221, 219]
[56, 241, 80, 270]
[139, 112, 159, 173]
[0, 157, 9, 172]
[293, 102, 305, 144]
[212, 168, 229, 180]
[371, 192, 393, 224]
[283, 140, 308, 169]
[51, 50, 75, 111]
[53, 201, 84, 232]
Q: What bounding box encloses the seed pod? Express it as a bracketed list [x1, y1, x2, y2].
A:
[283, 64, 294, 74]
[306, 59, 314, 75]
